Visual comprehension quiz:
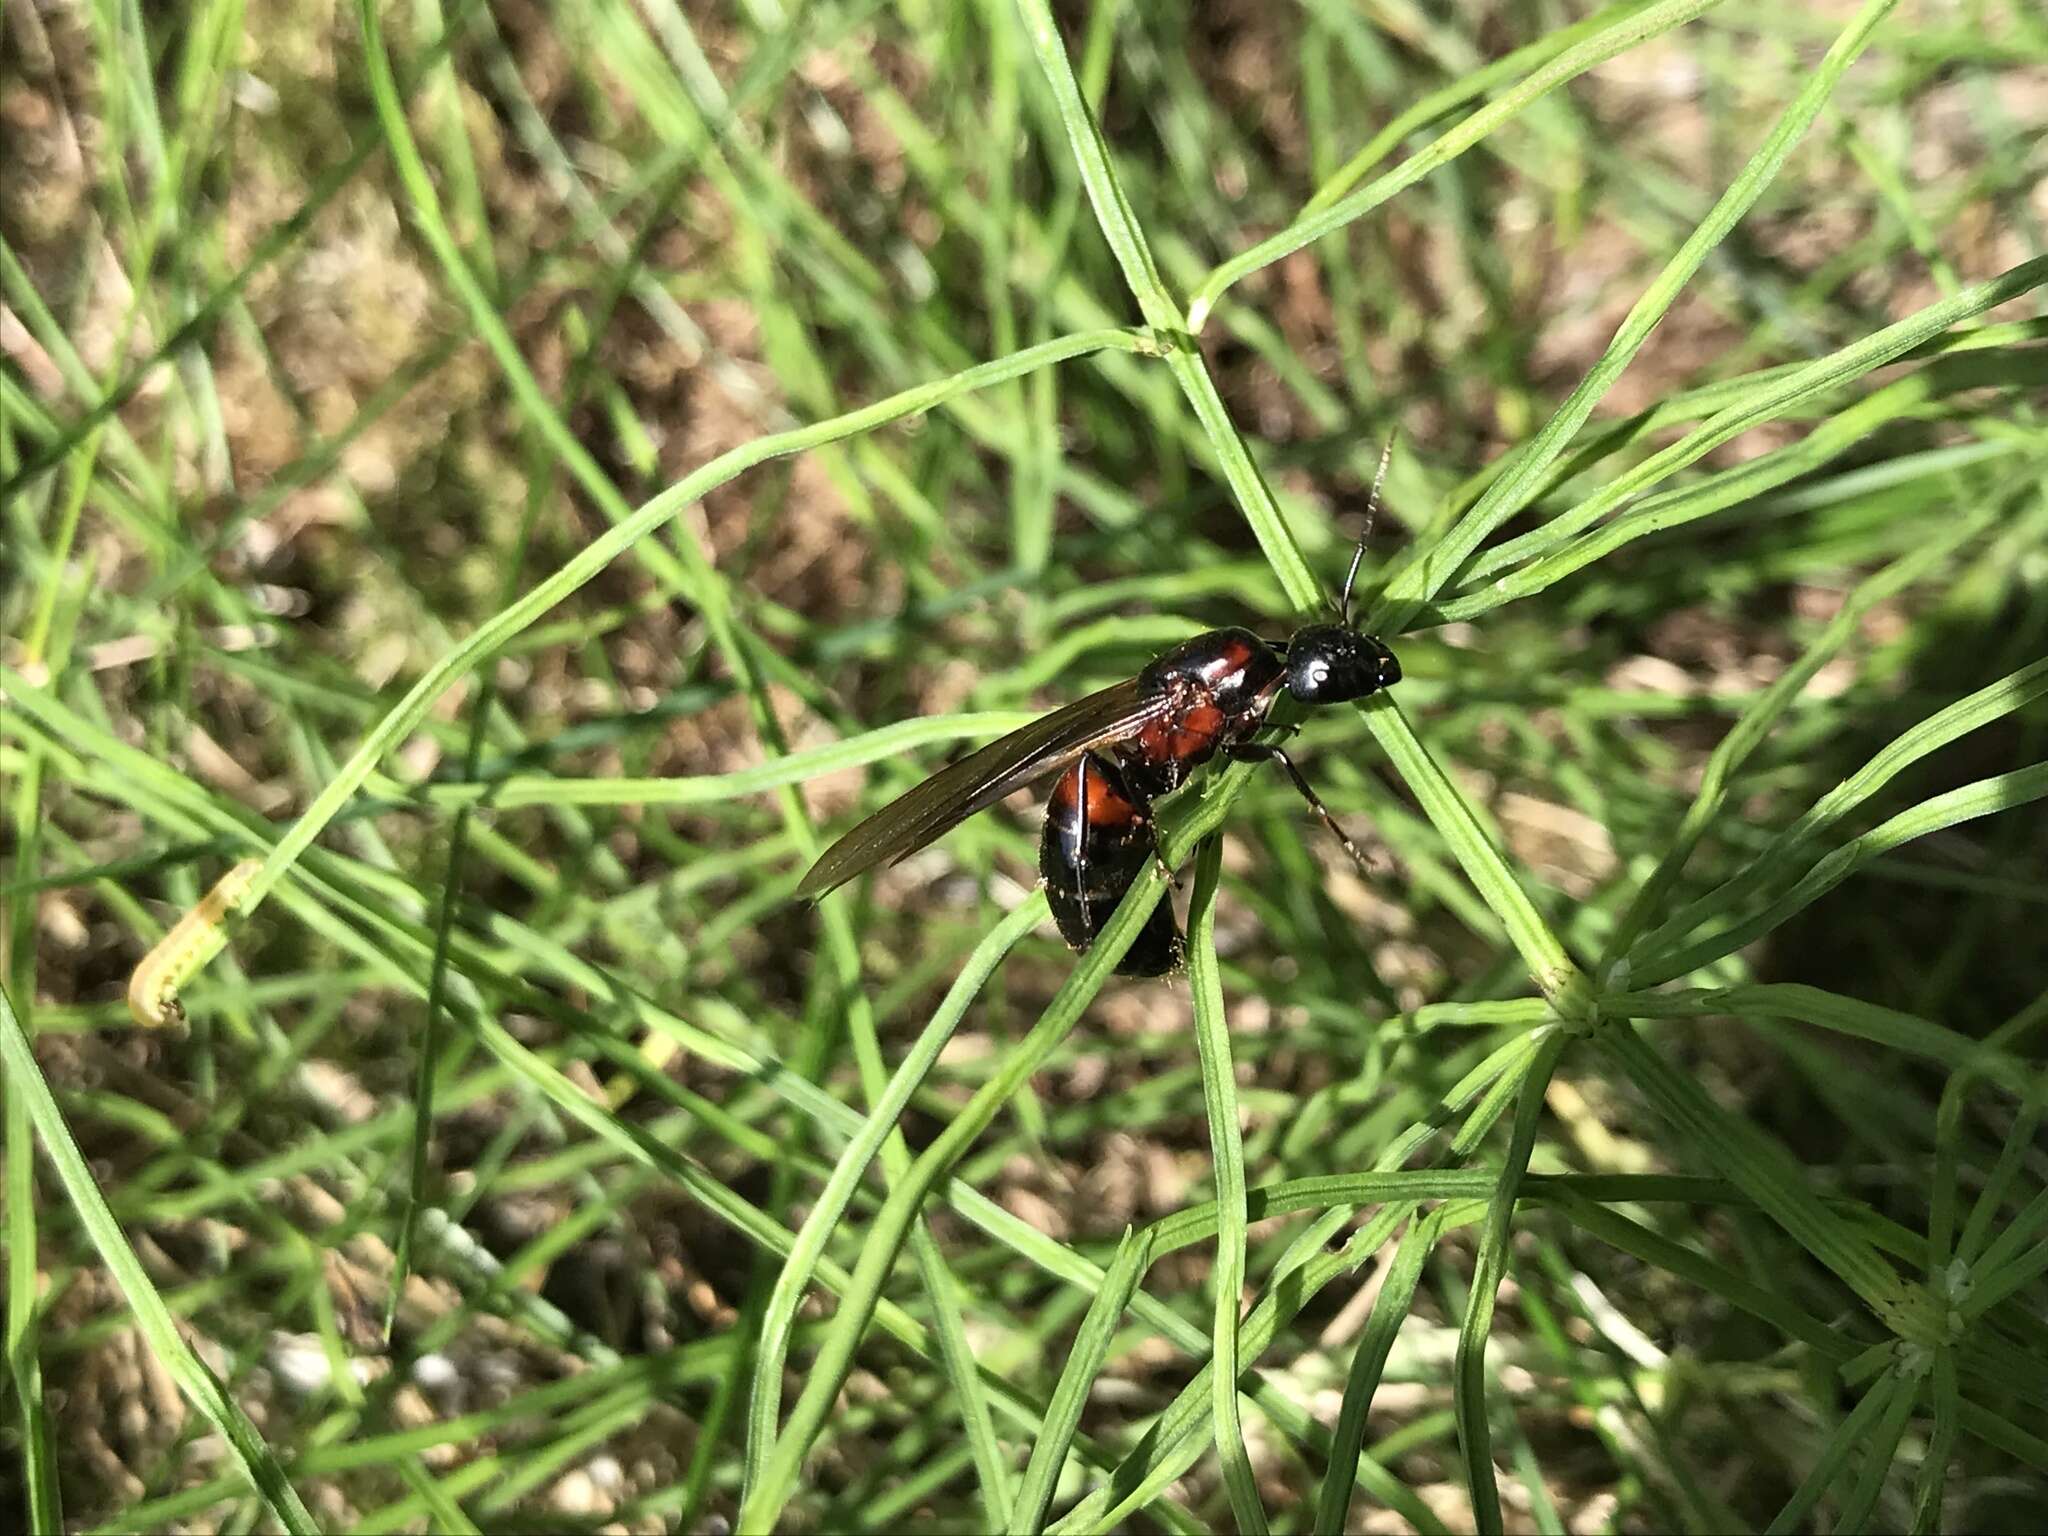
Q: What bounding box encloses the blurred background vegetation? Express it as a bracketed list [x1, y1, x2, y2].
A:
[2, 0, 2045, 1531]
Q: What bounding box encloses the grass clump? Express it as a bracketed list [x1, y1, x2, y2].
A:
[3, 0, 2045, 1531]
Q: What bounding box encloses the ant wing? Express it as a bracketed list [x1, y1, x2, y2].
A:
[796, 677, 1166, 900]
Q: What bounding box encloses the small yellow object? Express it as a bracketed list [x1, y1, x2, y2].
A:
[127, 860, 261, 1028]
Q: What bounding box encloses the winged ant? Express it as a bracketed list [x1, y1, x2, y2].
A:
[798, 442, 1401, 975]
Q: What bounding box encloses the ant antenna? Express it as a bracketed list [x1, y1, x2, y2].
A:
[1338, 431, 1398, 625]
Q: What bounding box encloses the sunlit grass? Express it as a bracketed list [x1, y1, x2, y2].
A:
[3, 0, 2045, 1531]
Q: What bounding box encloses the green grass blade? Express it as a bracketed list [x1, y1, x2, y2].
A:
[1376, 0, 1899, 624]
[1833, 1357, 1920, 1531]
[419, 711, 1042, 810]
[1186, 836, 1269, 1534]
[1601, 1022, 1941, 1344]
[1298, 0, 1665, 218]
[1064, 1201, 1477, 1536]
[1636, 762, 2048, 987]
[1190, 0, 1725, 330]
[1366, 701, 1588, 1010]
[1160, 347, 1324, 611]
[741, 869, 1171, 1531]
[1600, 507, 1989, 971]
[1010, 1226, 1149, 1534]
[1548, 1190, 1853, 1363]
[0, 982, 317, 1535]
[913, 1216, 1020, 1531]
[125, 316, 1155, 993]
[1607, 984, 2010, 1076]
[1455, 1029, 1569, 1534]
[5, 1070, 61, 1533]
[1315, 1207, 1444, 1533]
[1012, 0, 1180, 333]
[743, 901, 1040, 1503]
[1957, 1187, 2048, 1320]
[396, 1456, 484, 1534]
[1765, 1364, 1906, 1534]
[1014, 0, 1322, 609]
[1433, 261, 2048, 623]
[1636, 656, 2048, 963]
[1914, 1351, 1962, 1534]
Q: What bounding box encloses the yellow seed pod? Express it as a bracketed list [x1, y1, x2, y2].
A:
[127, 860, 262, 1029]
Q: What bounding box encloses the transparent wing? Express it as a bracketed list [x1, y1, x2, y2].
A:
[796, 678, 1165, 900]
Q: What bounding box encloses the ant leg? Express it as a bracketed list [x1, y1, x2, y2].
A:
[1119, 775, 1175, 884]
[1074, 755, 1093, 932]
[1228, 743, 1380, 880]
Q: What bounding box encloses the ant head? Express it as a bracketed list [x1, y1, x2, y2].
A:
[1295, 431, 1401, 704]
[1285, 625, 1400, 704]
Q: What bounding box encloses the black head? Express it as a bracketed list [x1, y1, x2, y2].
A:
[1284, 624, 1400, 704]
[1284, 430, 1401, 705]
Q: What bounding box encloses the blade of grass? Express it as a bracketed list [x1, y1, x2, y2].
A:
[360, 0, 795, 773]
[1547, 1189, 1855, 1361]
[396, 1457, 483, 1535]
[120, 320, 1157, 1000]
[1634, 761, 2048, 987]
[1012, 0, 1177, 332]
[1455, 1028, 1570, 1534]
[1186, 836, 1269, 1535]
[1189, 0, 1727, 330]
[1314, 1207, 1447, 1533]
[1435, 264, 2048, 622]
[1600, 1022, 1944, 1345]
[740, 863, 1173, 1531]
[0, 0, 487, 502]
[416, 711, 1042, 811]
[1599, 506, 1993, 971]
[1371, 0, 1935, 617]
[1764, 1363, 1906, 1534]
[1298, 0, 1665, 218]
[453, 994, 1081, 1441]
[1833, 1354, 1921, 1531]
[1438, 366, 2040, 631]
[1365, 701, 1589, 1011]
[1912, 1350, 1961, 1534]
[1059, 1202, 1461, 1536]
[908, 1194, 1021, 1530]
[2, 628, 61, 1533]
[1957, 1187, 2048, 1320]
[1606, 983, 2011, 1076]
[4, 1060, 61, 1533]
[1945, 994, 2048, 1271]
[1010, 1226, 1149, 1534]
[0, 981, 317, 1535]
[1054, 1057, 1576, 1531]
[1635, 655, 2048, 963]
[742, 901, 1040, 1503]
[1012, 0, 1322, 610]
